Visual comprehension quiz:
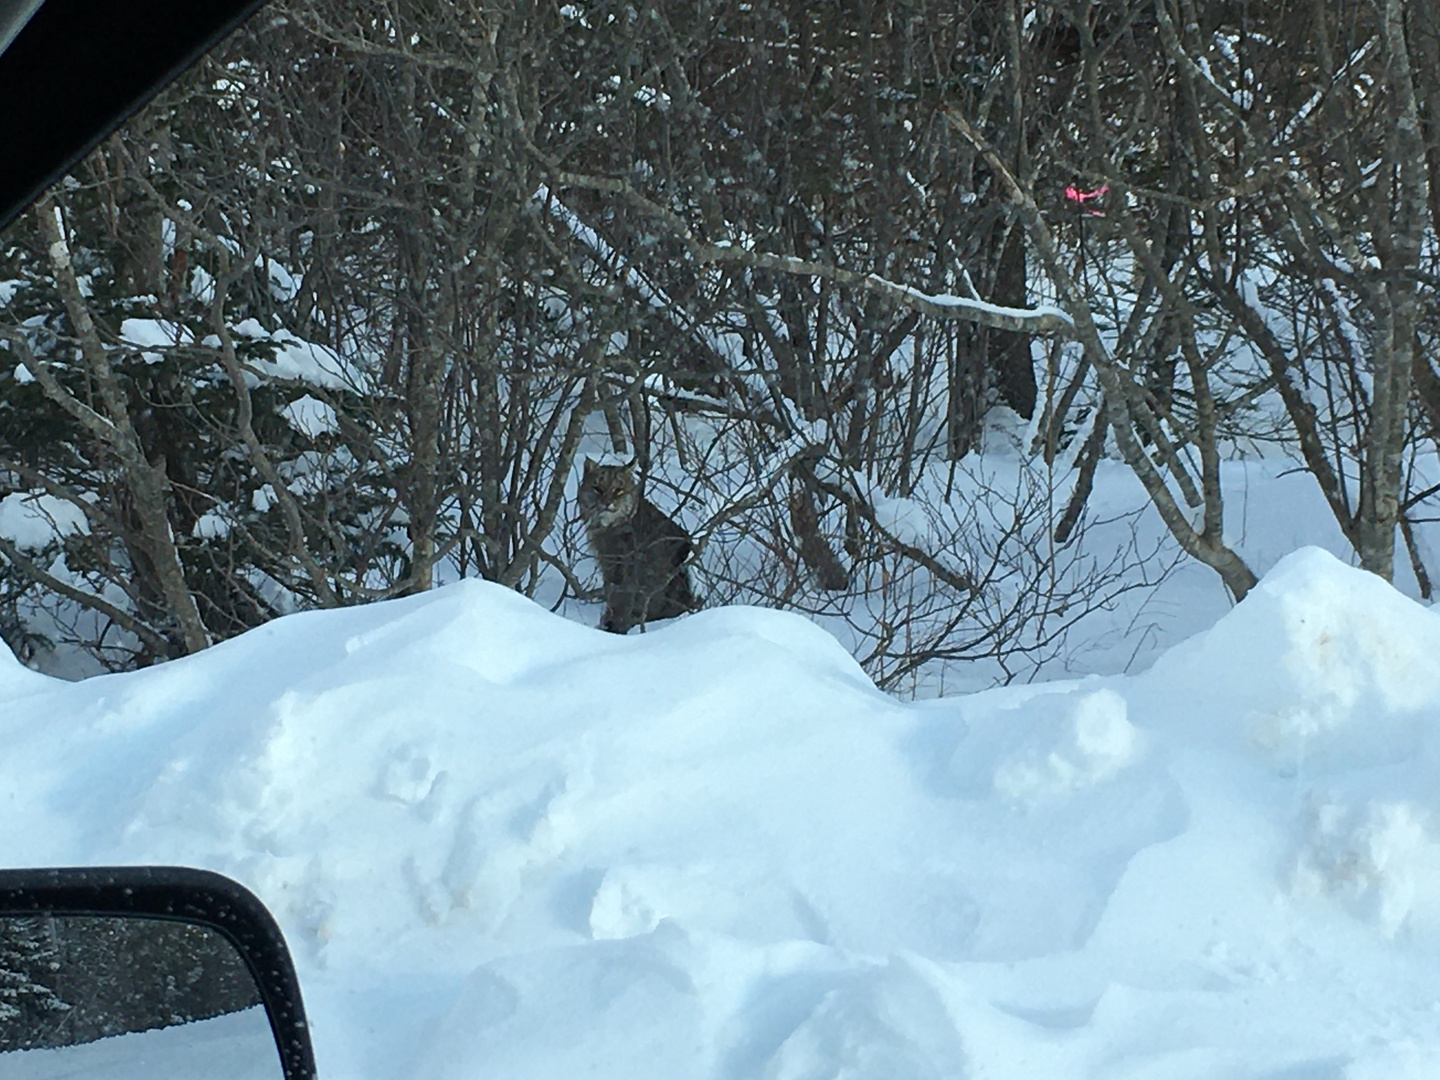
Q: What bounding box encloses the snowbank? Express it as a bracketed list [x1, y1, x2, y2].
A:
[3, 547, 1440, 1078]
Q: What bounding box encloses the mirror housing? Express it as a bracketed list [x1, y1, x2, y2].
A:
[0, 866, 316, 1080]
[0, 0, 269, 232]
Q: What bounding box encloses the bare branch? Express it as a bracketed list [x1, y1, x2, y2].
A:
[0, 534, 172, 656]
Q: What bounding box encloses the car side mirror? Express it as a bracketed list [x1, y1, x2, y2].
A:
[0, 867, 316, 1079]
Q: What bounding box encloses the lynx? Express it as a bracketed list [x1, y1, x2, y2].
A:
[578, 459, 698, 634]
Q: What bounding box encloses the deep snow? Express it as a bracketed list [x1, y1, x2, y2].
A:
[3, 547, 1440, 1078]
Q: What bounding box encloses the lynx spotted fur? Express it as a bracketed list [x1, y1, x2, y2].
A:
[578, 459, 698, 634]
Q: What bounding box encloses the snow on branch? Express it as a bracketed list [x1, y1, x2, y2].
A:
[536, 170, 1076, 337]
[688, 245, 1074, 334]
[859, 274, 1073, 333]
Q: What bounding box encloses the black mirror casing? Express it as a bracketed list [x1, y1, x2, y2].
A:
[0, 0, 270, 233]
[0, 866, 317, 1080]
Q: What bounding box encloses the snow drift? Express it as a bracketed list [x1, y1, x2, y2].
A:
[3, 547, 1440, 1079]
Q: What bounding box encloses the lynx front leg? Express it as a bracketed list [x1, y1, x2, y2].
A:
[598, 596, 639, 635]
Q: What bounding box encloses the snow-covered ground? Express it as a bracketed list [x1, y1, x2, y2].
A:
[0, 1007, 277, 1080]
[3, 542, 1440, 1078]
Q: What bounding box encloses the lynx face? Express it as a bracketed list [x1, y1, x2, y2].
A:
[578, 459, 638, 529]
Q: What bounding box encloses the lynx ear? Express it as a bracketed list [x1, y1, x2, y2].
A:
[582, 457, 598, 479]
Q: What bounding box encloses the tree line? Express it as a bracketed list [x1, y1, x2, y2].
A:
[1, 0, 1436, 687]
